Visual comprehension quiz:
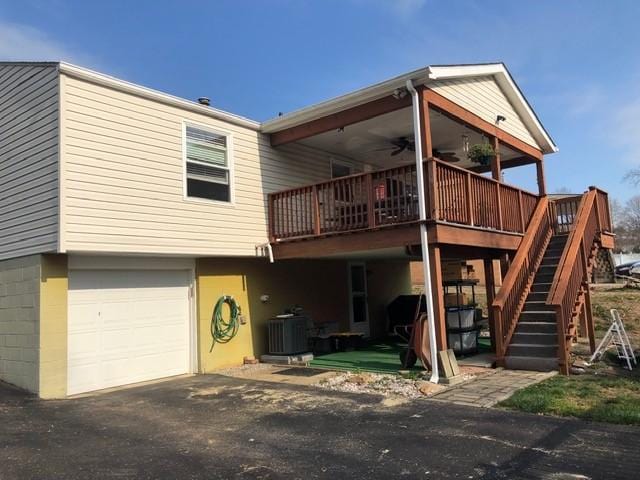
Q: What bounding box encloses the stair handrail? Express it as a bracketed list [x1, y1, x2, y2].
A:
[492, 196, 553, 363]
[546, 188, 600, 374]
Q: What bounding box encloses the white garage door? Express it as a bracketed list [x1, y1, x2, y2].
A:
[68, 269, 192, 395]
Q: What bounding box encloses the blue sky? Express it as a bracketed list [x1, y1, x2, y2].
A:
[1, 0, 639, 200]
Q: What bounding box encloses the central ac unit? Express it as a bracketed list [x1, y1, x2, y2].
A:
[267, 316, 309, 355]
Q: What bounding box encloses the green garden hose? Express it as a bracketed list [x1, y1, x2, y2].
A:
[210, 295, 241, 352]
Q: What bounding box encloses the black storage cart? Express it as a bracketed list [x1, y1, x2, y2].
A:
[444, 279, 482, 356]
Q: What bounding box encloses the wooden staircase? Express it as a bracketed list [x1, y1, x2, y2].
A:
[493, 188, 613, 374]
[504, 234, 568, 371]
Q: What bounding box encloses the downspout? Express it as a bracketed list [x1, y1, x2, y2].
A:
[406, 79, 439, 384]
[255, 242, 274, 263]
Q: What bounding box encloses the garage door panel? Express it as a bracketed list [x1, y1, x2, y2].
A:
[68, 269, 191, 395]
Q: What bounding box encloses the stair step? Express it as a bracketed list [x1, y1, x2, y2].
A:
[523, 301, 555, 312]
[531, 283, 553, 292]
[515, 322, 557, 334]
[520, 311, 556, 322]
[511, 332, 558, 345]
[508, 344, 558, 357]
[549, 236, 568, 244]
[504, 355, 558, 372]
[537, 265, 558, 274]
[526, 292, 548, 302]
[534, 273, 555, 284]
[541, 256, 561, 266]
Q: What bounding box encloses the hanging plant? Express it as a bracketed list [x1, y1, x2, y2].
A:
[468, 143, 496, 166]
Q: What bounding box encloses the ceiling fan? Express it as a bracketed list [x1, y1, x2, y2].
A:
[433, 148, 461, 163]
[372, 137, 415, 156]
[388, 137, 415, 156]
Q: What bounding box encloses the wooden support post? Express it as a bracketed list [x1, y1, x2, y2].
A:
[419, 93, 433, 159]
[536, 158, 547, 196]
[427, 159, 439, 220]
[420, 95, 435, 220]
[365, 173, 375, 228]
[491, 137, 501, 181]
[517, 190, 526, 232]
[584, 286, 596, 353]
[465, 172, 474, 226]
[578, 304, 587, 339]
[428, 245, 448, 351]
[312, 185, 321, 235]
[484, 258, 497, 353]
[492, 136, 503, 229]
[499, 254, 510, 281]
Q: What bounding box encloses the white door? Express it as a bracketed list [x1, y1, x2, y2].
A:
[67, 269, 191, 395]
[348, 262, 370, 336]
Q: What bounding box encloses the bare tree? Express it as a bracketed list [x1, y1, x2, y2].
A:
[622, 195, 640, 233]
[624, 168, 640, 187]
[616, 196, 640, 252]
[610, 198, 623, 228]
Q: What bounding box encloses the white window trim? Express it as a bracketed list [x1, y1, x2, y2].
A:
[182, 120, 236, 206]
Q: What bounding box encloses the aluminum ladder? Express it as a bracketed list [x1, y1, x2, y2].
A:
[589, 309, 637, 370]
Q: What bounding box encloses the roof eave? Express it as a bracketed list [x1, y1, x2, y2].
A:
[58, 62, 261, 131]
[261, 67, 430, 133]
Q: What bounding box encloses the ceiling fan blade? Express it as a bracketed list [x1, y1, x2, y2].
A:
[371, 146, 394, 152]
[390, 148, 405, 156]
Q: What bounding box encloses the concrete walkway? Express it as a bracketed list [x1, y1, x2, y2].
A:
[431, 368, 556, 407]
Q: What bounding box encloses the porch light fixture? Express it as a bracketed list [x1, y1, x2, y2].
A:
[496, 114, 506, 124]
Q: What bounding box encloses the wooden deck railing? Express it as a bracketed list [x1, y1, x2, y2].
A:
[549, 195, 582, 234]
[491, 197, 554, 362]
[268, 158, 540, 241]
[432, 161, 539, 233]
[547, 188, 605, 374]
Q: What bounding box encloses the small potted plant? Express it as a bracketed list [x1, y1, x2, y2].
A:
[468, 143, 495, 166]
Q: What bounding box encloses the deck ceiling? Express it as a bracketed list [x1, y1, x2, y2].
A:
[297, 107, 522, 170]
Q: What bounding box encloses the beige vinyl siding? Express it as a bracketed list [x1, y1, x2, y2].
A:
[429, 75, 540, 149]
[0, 64, 59, 260]
[61, 74, 357, 256]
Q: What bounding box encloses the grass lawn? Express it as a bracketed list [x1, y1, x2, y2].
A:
[499, 374, 640, 425]
[499, 284, 640, 425]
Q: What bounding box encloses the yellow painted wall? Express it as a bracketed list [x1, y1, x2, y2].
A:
[196, 257, 411, 371]
[39, 254, 68, 399]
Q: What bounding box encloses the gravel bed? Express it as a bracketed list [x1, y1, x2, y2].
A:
[315, 371, 443, 399]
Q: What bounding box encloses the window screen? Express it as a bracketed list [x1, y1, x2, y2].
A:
[185, 126, 230, 202]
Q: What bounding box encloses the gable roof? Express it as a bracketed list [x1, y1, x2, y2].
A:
[262, 63, 558, 154]
[19, 61, 556, 153]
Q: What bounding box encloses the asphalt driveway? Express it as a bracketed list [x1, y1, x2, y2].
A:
[1, 374, 639, 479]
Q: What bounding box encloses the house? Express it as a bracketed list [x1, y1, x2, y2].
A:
[0, 62, 614, 398]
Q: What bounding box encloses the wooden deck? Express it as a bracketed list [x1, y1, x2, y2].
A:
[268, 158, 540, 257]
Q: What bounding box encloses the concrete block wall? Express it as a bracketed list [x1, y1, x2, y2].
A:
[0, 255, 41, 392]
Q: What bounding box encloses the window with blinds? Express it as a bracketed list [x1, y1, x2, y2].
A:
[185, 125, 231, 202]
